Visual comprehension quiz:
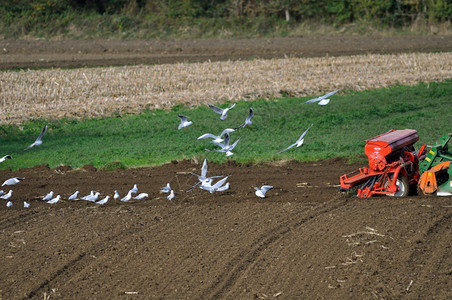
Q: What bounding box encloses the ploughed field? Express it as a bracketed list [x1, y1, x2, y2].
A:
[0, 36, 451, 299]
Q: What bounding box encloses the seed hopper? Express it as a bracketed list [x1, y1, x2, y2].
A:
[340, 129, 426, 197]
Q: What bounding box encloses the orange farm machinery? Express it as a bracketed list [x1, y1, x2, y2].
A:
[340, 129, 426, 198]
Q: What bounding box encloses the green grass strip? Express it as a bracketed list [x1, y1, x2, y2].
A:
[0, 80, 451, 170]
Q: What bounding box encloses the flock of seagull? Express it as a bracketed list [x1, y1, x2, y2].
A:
[0, 90, 339, 208]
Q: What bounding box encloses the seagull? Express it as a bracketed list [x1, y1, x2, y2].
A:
[95, 195, 109, 205]
[206, 132, 240, 157]
[67, 191, 79, 200]
[0, 190, 4, 196]
[208, 103, 236, 120]
[120, 190, 133, 202]
[24, 125, 48, 150]
[235, 107, 254, 130]
[187, 159, 224, 192]
[0, 155, 12, 163]
[82, 192, 100, 202]
[81, 191, 95, 201]
[2, 177, 25, 186]
[277, 123, 314, 154]
[0, 190, 12, 200]
[6, 201, 12, 208]
[113, 190, 120, 200]
[304, 89, 339, 105]
[197, 128, 236, 144]
[167, 190, 175, 200]
[254, 185, 273, 198]
[47, 195, 60, 204]
[42, 191, 54, 201]
[24, 201, 30, 208]
[200, 176, 230, 194]
[178, 115, 193, 130]
[133, 193, 149, 200]
[216, 182, 230, 192]
[160, 183, 171, 193]
[130, 184, 138, 194]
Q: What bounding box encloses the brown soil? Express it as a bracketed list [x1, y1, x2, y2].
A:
[1, 36, 451, 299]
[1, 159, 451, 299]
[1, 35, 452, 69]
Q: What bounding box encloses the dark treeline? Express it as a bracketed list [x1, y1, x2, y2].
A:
[1, 0, 451, 38]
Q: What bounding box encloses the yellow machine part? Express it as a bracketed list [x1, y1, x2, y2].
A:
[418, 161, 451, 195]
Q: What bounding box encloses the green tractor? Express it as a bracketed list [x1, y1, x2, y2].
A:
[418, 133, 452, 196]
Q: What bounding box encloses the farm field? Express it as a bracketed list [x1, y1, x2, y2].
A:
[0, 36, 451, 299]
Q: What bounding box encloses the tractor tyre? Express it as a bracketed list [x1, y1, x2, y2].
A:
[385, 176, 410, 197]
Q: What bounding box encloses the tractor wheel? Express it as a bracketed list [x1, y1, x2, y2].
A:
[385, 176, 410, 197]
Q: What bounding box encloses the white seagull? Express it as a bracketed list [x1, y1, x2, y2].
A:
[0, 190, 5, 196]
[187, 159, 224, 192]
[81, 190, 94, 201]
[68, 191, 79, 200]
[235, 107, 254, 130]
[208, 103, 236, 120]
[95, 196, 109, 205]
[2, 177, 25, 186]
[160, 183, 171, 193]
[47, 195, 60, 204]
[130, 184, 138, 194]
[114, 190, 120, 200]
[216, 182, 230, 192]
[133, 193, 149, 200]
[24, 125, 48, 150]
[200, 176, 230, 194]
[0, 190, 12, 200]
[278, 123, 314, 154]
[206, 133, 240, 157]
[24, 201, 30, 208]
[6, 201, 12, 208]
[167, 190, 175, 201]
[178, 115, 193, 130]
[255, 185, 273, 198]
[197, 128, 236, 144]
[82, 192, 100, 202]
[304, 89, 339, 106]
[0, 155, 12, 163]
[42, 191, 54, 201]
[120, 190, 133, 202]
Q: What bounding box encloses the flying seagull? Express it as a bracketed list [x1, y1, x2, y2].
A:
[24, 125, 48, 150]
[304, 89, 340, 106]
[206, 132, 240, 157]
[208, 103, 236, 120]
[277, 123, 314, 154]
[160, 183, 171, 194]
[254, 185, 273, 198]
[200, 176, 230, 194]
[2, 177, 25, 186]
[235, 107, 254, 130]
[0, 155, 12, 163]
[197, 128, 235, 144]
[187, 159, 225, 192]
[42, 191, 54, 201]
[0, 190, 12, 200]
[68, 191, 79, 200]
[178, 115, 193, 130]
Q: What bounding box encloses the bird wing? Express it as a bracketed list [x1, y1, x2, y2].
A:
[178, 114, 188, 122]
[228, 138, 240, 151]
[322, 89, 340, 99]
[277, 142, 297, 154]
[223, 133, 231, 147]
[201, 159, 208, 179]
[36, 125, 48, 142]
[245, 107, 254, 123]
[212, 176, 229, 190]
[261, 185, 273, 192]
[229, 103, 236, 110]
[197, 133, 216, 140]
[208, 104, 223, 114]
[296, 123, 314, 144]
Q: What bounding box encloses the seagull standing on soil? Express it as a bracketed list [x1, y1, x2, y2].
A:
[133, 193, 149, 200]
[24, 201, 30, 208]
[0, 155, 12, 163]
[200, 176, 230, 194]
[42, 191, 54, 201]
[304, 89, 340, 106]
[68, 191, 79, 200]
[0, 190, 12, 200]
[235, 107, 254, 130]
[160, 183, 171, 193]
[6, 201, 12, 207]
[208, 103, 236, 120]
[0, 190, 5, 196]
[113, 190, 120, 200]
[2, 177, 25, 186]
[82, 192, 100, 202]
[24, 125, 48, 150]
[47, 195, 60, 205]
[95, 196, 109, 205]
[178, 115, 193, 130]
[255, 185, 273, 198]
[278, 123, 314, 154]
[167, 190, 175, 201]
[130, 184, 138, 194]
[197, 128, 236, 144]
[120, 190, 133, 202]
